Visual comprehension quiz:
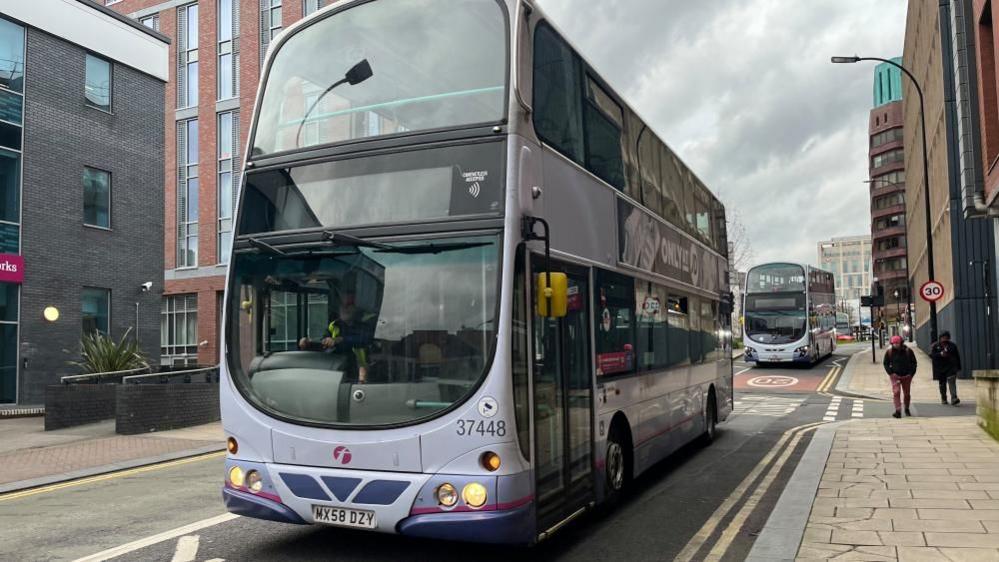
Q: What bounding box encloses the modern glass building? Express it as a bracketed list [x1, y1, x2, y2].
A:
[0, 1, 167, 405]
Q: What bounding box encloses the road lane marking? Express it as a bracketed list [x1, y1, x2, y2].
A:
[0, 451, 225, 502]
[73, 513, 239, 562]
[170, 535, 199, 562]
[735, 367, 752, 376]
[706, 425, 819, 559]
[675, 421, 826, 561]
[817, 365, 841, 393]
[852, 400, 864, 418]
[823, 396, 842, 422]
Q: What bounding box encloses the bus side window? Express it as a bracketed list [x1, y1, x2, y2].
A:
[532, 24, 584, 164]
[594, 269, 635, 376]
[667, 295, 689, 366]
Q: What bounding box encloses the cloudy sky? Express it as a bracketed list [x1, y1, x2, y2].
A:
[536, 0, 907, 268]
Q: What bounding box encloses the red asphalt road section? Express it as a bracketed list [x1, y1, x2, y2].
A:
[734, 365, 828, 393]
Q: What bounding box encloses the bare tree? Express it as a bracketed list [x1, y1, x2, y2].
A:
[726, 207, 754, 273]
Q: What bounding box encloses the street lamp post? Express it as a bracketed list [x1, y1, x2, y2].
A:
[836, 55, 938, 344]
[865, 178, 915, 342]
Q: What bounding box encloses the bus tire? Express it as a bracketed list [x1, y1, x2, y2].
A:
[700, 390, 718, 446]
[605, 420, 632, 504]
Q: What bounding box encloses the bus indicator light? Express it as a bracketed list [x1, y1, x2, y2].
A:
[481, 452, 501, 472]
[227, 437, 238, 454]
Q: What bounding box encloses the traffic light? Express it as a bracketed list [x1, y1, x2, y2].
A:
[720, 291, 735, 315]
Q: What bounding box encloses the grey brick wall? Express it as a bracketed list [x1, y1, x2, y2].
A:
[44, 384, 116, 430]
[18, 29, 165, 404]
[116, 383, 220, 435]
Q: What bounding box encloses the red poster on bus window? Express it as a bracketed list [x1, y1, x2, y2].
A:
[567, 284, 583, 311]
[597, 351, 633, 376]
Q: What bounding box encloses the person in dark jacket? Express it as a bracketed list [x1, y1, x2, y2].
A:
[930, 331, 962, 405]
[883, 335, 917, 418]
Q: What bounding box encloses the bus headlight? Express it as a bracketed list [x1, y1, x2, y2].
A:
[462, 482, 488, 509]
[436, 483, 458, 507]
[246, 470, 263, 493]
[795, 346, 810, 356]
[228, 466, 245, 488]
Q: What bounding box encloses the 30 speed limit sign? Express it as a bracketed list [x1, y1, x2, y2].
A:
[919, 280, 945, 302]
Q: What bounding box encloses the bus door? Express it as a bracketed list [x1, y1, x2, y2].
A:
[531, 259, 594, 533]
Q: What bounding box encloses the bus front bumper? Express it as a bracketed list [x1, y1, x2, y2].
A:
[744, 347, 812, 363]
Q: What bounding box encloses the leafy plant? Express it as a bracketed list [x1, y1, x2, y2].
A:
[70, 328, 149, 374]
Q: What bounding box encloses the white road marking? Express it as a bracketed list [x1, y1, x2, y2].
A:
[735, 367, 752, 376]
[73, 513, 239, 562]
[732, 395, 805, 417]
[852, 400, 865, 418]
[823, 397, 842, 422]
[170, 535, 199, 562]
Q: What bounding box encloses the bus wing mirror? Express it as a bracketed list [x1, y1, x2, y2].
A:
[345, 59, 373, 85]
[536, 272, 568, 318]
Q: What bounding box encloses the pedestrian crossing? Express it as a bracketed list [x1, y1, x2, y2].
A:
[823, 396, 865, 421]
[732, 395, 806, 417]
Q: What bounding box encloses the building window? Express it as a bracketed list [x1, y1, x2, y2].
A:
[178, 119, 199, 268]
[0, 18, 25, 94]
[139, 14, 160, 31]
[871, 148, 904, 169]
[217, 0, 239, 100]
[217, 111, 239, 263]
[82, 287, 110, 336]
[161, 294, 199, 366]
[178, 3, 199, 108]
[259, 0, 283, 64]
[83, 167, 111, 229]
[870, 127, 903, 149]
[267, 0, 282, 40]
[304, 0, 323, 16]
[85, 54, 112, 112]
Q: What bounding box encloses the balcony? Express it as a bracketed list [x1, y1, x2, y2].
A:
[873, 246, 908, 260]
[874, 268, 907, 281]
[871, 204, 906, 220]
[872, 225, 906, 239]
[870, 183, 905, 198]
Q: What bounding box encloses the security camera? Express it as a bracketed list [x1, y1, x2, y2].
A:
[140, 281, 153, 292]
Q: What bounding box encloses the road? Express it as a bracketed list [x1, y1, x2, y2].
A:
[0, 343, 967, 561]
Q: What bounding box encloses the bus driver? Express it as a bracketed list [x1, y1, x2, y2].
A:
[298, 295, 373, 384]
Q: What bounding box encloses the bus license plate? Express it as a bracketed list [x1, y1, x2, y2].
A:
[312, 505, 376, 529]
[768, 355, 781, 362]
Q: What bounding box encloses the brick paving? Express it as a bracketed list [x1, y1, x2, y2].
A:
[0, 419, 222, 486]
[798, 416, 999, 560]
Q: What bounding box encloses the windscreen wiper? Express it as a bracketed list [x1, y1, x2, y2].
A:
[245, 236, 286, 256]
[375, 241, 493, 255]
[323, 231, 393, 250]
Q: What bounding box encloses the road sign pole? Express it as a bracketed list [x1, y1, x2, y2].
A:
[871, 305, 877, 364]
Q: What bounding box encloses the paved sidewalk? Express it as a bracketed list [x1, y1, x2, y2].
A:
[837, 344, 974, 403]
[798, 416, 999, 560]
[0, 417, 223, 493]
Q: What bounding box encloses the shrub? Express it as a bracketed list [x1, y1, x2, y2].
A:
[70, 328, 149, 374]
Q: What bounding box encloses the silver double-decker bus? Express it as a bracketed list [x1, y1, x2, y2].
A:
[221, 0, 733, 544]
[742, 263, 836, 366]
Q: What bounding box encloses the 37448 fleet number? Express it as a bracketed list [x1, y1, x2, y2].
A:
[456, 419, 506, 437]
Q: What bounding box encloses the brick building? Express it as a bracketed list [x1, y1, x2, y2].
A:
[105, 0, 330, 366]
[0, 0, 168, 404]
[868, 58, 912, 334]
[903, 0, 998, 371]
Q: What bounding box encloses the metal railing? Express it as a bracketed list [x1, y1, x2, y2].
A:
[60, 365, 151, 385]
[123, 365, 220, 385]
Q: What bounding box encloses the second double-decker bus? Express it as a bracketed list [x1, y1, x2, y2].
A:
[220, 0, 733, 545]
[742, 263, 836, 366]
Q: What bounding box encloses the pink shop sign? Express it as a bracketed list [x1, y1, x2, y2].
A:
[0, 254, 24, 284]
